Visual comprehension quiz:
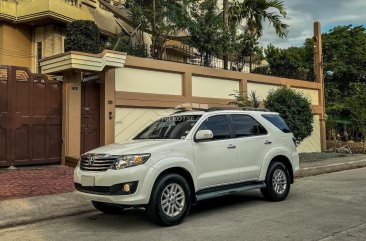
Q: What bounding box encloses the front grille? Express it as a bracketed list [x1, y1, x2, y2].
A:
[80, 154, 118, 172]
[75, 183, 110, 195]
[75, 182, 139, 195]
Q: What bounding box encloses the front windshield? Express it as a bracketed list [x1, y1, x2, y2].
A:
[134, 115, 202, 140]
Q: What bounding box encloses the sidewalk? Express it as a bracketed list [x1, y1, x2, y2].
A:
[1, 154, 366, 228]
[0, 165, 74, 200]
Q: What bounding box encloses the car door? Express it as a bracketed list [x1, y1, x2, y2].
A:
[229, 114, 271, 181]
[193, 115, 239, 189]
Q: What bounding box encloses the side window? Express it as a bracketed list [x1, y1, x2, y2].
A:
[262, 114, 291, 133]
[198, 115, 230, 140]
[231, 114, 267, 137]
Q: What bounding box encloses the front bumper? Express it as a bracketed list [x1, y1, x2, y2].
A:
[74, 165, 158, 205]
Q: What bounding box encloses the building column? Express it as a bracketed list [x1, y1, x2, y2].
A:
[314, 21, 327, 152]
[100, 68, 116, 145]
[62, 70, 82, 165]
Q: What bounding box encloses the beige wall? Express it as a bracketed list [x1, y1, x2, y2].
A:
[297, 115, 321, 153]
[292, 87, 319, 105]
[0, 24, 32, 69]
[247, 81, 319, 105]
[115, 107, 175, 143]
[192, 75, 239, 99]
[247, 82, 279, 101]
[115, 67, 183, 95]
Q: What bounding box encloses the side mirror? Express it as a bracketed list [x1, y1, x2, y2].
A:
[195, 130, 213, 141]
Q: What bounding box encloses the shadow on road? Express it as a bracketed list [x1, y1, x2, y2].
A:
[76, 190, 265, 230]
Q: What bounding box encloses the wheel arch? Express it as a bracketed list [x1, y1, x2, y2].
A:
[152, 166, 197, 203]
[269, 155, 294, 183]
[259, 151, 294, 183]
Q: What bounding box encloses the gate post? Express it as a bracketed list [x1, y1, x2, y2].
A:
[100, 68, 116, 145]
[62, 70, 82, 165]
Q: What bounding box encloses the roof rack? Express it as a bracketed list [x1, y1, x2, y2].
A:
[173, 106, 270, 113]
[206, 106, 242, 112]
[206, 106, 270, 112]
[173, 107, 208, 113]
[241, 107, 270, 112]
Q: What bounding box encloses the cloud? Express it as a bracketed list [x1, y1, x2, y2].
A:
[259, 0, 366, 48]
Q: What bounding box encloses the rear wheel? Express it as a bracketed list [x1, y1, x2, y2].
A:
[146, 173, 191, 226]
[92, 201, 124, 214]
[261, 161, 291, 201]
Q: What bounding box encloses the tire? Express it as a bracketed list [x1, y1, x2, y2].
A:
[92, 201, 124, 214]
[146, 173, 192, 226]
[261, 161, 291, 202]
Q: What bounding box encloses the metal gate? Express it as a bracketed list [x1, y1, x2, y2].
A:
[0, 66, 62, 167]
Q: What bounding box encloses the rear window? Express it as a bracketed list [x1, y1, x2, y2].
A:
[262, 114, 291, 133]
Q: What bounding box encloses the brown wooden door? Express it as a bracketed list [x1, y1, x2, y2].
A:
[80, 81, 100, 154]
[0, 66, 62, 167]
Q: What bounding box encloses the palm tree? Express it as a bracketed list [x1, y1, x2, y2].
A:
[231, 0, 289, 71]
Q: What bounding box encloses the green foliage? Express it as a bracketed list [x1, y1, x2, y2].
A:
[344, 83, 366, 139]
[125, 0, 194, 59]
[64, 20, 101, 54]
[186, 0, 227, 66]
[228, 0, 288, 70]
[255, 44, 313, 80]
[105, 36, 148, 57]
[315, 26, 366, 134]
[264, 86, 313, 142]
[249, 91, 260, 108]
[320, 25, 366, 85]
[229, 90, 261, 108]
[229, 90, 252, 107]
[232, 32, 262, 71]
[230, 0, 289, 38]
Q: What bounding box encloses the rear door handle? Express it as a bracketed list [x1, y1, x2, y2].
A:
[227, 144, 236, 149]
[264, 140, 272, 145]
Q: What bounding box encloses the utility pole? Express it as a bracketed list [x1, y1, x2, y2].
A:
[314, 21, 326, 152]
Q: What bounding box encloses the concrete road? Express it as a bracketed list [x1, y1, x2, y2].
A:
[1, 168, 366, 241]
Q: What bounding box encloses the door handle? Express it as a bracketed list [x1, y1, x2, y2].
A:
[264, 140, 272, 145]
[227, 144, 236, 149]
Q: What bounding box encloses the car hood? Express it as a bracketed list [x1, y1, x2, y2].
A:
[86, 139, 181, 156]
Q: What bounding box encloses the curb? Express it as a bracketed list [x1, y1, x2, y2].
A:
[0, 209, 97, 229]
[295, 160, 366, 178]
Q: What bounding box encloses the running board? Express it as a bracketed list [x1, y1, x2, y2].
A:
[196, 182, 266, 201]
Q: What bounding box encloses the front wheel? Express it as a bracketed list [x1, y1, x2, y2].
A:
[261, 161, 291, 201]
[146, 173, 192, 226]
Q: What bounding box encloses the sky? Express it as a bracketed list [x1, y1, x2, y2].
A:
[259, 0, 366, 48]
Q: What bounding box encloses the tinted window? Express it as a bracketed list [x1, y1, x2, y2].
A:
[262, 114, 291, 133]
[135, 115, 201, 140]
[198, 115, 230, 140]
[231, 115, 267, 137]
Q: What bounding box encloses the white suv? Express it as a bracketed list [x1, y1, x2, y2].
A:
[74, 108, 299, 226]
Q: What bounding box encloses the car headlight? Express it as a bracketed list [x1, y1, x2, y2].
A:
[110, 154, 151, 170]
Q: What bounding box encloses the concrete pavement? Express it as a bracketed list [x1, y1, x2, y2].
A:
[0, 168, 366, 241]
[1, 155, 366, 229]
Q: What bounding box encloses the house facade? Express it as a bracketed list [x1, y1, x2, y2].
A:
[0, 0, 326, 167]
[0, 0, 123, 72]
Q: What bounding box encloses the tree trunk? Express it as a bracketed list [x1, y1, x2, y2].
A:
[223, 0, 229, 70]
[249, 54, 252, 72]
[152, 0, 157, 59]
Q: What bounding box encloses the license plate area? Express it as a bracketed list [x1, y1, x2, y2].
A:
[81, 175, 95, 186]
